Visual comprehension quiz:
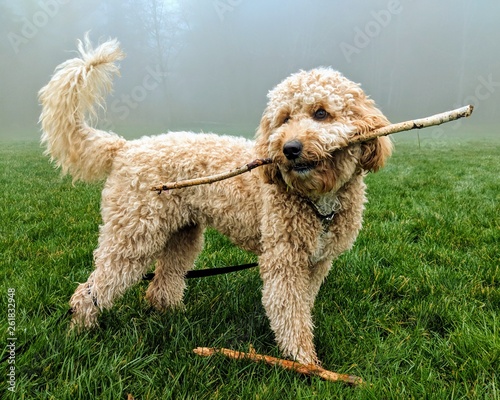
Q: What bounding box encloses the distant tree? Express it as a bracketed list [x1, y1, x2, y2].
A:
[103, 0, 189, 126]
[143, 0, 189, 76]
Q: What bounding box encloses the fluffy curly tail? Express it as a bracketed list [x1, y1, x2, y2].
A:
[39, 36, 126, 182]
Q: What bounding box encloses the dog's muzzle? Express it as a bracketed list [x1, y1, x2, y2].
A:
[283, 140, 317, 174]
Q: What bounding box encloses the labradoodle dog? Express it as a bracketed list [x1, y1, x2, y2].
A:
[39, 38, 392, 365]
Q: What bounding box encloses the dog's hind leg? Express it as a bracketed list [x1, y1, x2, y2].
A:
[145, 224, 204, 311]
[69, 218, 169, 330]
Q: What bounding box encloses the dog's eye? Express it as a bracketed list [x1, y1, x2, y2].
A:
[283, 116, 290, 124]
[313, 108, 328, 121]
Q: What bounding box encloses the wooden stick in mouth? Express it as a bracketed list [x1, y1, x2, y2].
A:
[346, 104, 473, 145]
[152, 157, 272, 193]
[151, 105, 473, 193]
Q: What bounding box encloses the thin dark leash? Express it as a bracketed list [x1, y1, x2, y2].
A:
[74, 262, 258, 311]
[142, 262, 258, 281]
[83, 261, 258, 309]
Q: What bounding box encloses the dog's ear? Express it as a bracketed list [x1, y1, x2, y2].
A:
[360, 136, 393, 172]
[348, 90, 390, 133]
[254, 114, 280, 184]
[356, 110, 393, 172]
[347, 92, 393, 172]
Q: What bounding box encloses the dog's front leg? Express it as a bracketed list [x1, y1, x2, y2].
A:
[258, 191, 322, 365]
[260, 250, 318, 365]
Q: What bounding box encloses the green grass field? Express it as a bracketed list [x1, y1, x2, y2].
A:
[1, 134, 499, 399]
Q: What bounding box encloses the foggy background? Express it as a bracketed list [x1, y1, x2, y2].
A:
[1, 0, 499, 142]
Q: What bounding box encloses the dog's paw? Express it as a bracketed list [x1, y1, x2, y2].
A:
[67, 306, 100, 332]
[145, 291, 186, 313]
[69, 282, 101, 331]
[284, 347, 320, 367]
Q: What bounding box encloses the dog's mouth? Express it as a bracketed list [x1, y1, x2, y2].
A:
[287, 161, 318, 174]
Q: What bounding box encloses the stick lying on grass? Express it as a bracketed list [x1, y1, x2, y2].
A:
[193, 346, 364, 385]
[152, 105, 473, 193]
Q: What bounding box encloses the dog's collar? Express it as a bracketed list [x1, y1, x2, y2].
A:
[302, 195, 340, 226]
[306, 199, 336, 224]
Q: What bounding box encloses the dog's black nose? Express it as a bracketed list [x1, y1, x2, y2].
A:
[283, 140, 303, 160]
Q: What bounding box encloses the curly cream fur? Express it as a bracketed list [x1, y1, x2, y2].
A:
[39, 38, 392, 365]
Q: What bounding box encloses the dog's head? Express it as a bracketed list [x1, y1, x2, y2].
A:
[255, 68, 392, 196]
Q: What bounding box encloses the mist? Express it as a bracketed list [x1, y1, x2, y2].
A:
[1, 0, 499, 141]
